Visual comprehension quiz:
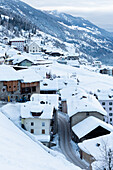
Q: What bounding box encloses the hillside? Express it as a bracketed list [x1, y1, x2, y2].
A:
[0, 111, 81, 170]
[0, 0, 113, 64]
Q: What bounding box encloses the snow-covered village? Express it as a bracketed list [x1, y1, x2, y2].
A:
[0, 0, 113, 170]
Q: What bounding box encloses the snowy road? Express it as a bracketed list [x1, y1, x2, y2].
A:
[58, 111, 89, 169]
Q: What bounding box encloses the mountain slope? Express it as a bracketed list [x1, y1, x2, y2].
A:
[0, 0, 113, 64]
[0, 112, 81, 170]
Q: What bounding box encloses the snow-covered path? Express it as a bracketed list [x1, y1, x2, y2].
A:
[58, 111, 89, 169]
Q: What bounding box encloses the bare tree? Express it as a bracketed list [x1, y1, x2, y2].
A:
[93, 139, 113, 170]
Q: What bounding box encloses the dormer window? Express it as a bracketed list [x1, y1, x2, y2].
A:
[31, 111, 43, 116]
[64, 82, 67, 85]
[81, 96, 87, 99]
[96, 143, 100, 147]
[43, 83, 48, 86]
[40, 101, 45, 104]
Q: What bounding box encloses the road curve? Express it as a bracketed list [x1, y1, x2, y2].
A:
[58, 111, 89, 169]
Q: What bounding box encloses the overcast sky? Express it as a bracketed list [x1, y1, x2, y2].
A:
[22, 0, 113, 32]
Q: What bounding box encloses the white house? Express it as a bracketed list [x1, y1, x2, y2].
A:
[60, 88, 107, 126]
[2, 37, 9, 44]
[27, 41, 41, 53]
[40, 79, 59, 94]
[72, 116, 113, 142]
[92, 60, 102, 68]
[21, 101, 54, 146]
[9, 38, 25, 51]
[96, 89, 113, 126]
[78, 132, 113, 169]
[30, 93, 59, 110]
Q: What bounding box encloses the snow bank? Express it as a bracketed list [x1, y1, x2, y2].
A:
[0, 112, 81, 170]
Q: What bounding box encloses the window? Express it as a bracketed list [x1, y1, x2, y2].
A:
[31, 122, 34, 126]
[102, 102, 105, 105]
[96, 143, 100, 147]
[103, 107, 106, 110]
[86, 112, 89, 116]
[109, 102, 112, 105]
[31, 129, 34, 133]
[109, 107, 112, 111]
[9, 86, 11, 88]
[109, 113, 112, 116]
[32, 86, 36, 92]
[59, 96, 61, 101]
[40, 101, 45, 104]
[42, 129, 45, 134]
[110, 118, 112, 122]
[42, 122, 45, 126]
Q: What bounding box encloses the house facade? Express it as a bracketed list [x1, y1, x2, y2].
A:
[72, 116, 113, 143]
[27, 42, 41, 53]
[9, 38, 25, 51]
[0, 65, 41, 102]
[21, 102, 53, 146]
[96, 90, 113, 126]
[99, 100, 113, 125]
[61, 92, 107, 127]
[78, 133, 113, 169]
[70, 111, 104, 127]
[0, 65, 22, 101]
[18, 69, 42, 101]
[30, 93, 59, 135]
[0, 80, 21, 101]
[21, 81, 40, 101]
[17, 59, 34, 67]
[22, 118, 51, 136]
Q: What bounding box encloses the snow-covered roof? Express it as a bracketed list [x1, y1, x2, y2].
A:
[78, 132, 113, 161]
[60, 86, 78, 100]
[72, 116, 113, 139]
[10, 37, 25, 42]
[12, 55, 35, 65]
[0, 65, 21, 81]
[21, 101, 53, 119]
[18, 68, 42, 83]
[6, 48, 21, 56]
[57, 77, 77, 90]
[30, 65, 47, 78]
[96, 89, 113, 101]
[34, 135, 50, 142]
[67, 92, 107, 117]
[28, 41, 41, 47]
[45, 62, 77, 78]
[36, 60, 53, 65]
[30, 94, 59, 110]
[40, 79, 59, 91]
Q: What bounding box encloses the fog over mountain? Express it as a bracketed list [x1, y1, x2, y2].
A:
[21, 0, 113, 32]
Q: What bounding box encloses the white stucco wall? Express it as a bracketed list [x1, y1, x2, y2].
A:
[22, 118, 51, 135]
[29, 42, 40, 53]
[99, 100, 113, 125]
[11, 41, 24, 51]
